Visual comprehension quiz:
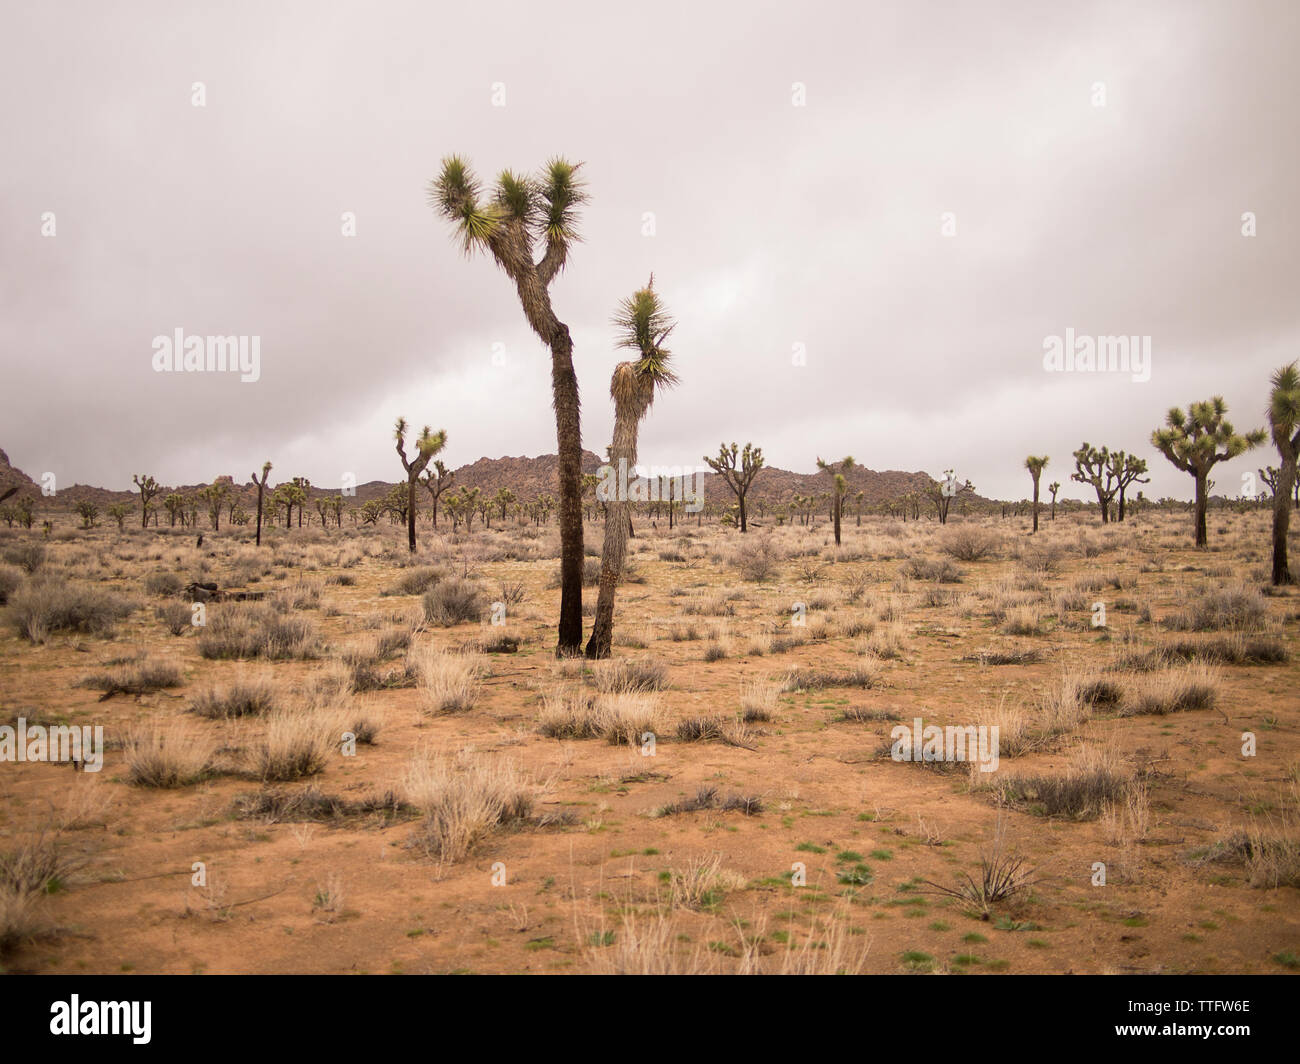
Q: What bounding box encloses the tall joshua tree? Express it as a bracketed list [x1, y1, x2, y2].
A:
[420, 460, 455, 528]
[1267, 363, 1300, 583]
[816, 456, 855, 546]
[1152, 397, 1265, 547]
[395, 418, 447, 552]
[1071, 443, 1119, 523]
[704, 443, 765, 532]
[1108, 451, 1149, 521]
[1024, 455, 1049, 532]
[251, 462, 271, 546]
[1047, 481, 1061, 521]
[132, 474, 160, 528]
[587, 279, 678, 659]
[431, 154, 588, 654]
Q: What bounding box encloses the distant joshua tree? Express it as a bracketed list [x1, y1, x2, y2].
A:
[1152, 397, 1265, 547]
[494, 486, 516, 523]
[75, 500, 99, 529]
[1107, 451, 1149, 522]
[1024, 456, 1049, 533]
[1267, 363, 1300, 583]
[1071, 443, 1119, 523]
[273, 482, 305, 529]
[587, 278, 678, 659]
[201, 478, 232, 531]
[132, 474, 160, 528]
[1259, 465, 1282, 503]
[928, 470, 973, 525]
[1047, 481, 1061, 520]
[420, 460, 455, 528]
[395, 417, 448, 552]
[704, 442, 764, 532]
[816, 456, 855, 546]
[250, 462, 271, 545]
[432, 154, 589, 655]
[107, 502, 130, 530]
[291, 476, 311, 528]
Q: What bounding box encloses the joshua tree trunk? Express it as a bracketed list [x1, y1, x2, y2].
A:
[738, 495, 747, 533]
[1031, 480, 1040, 533]
[832, 496, 842, 545]
[551, 327, 585, 654]
[1273, 456, 1296, 584]
[407, 480, 418, 552]
[586, 373, 649, 659]
[1194, 470, 1209, 547]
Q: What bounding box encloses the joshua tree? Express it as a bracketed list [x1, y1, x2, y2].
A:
[816, 456, 855, 546]
[75, 500, 99, 529]
[1047, 481, 1061, 520]
[273, 482, 305, 529]
[201, 477, 232, 531]
[1267, 363, 1300, 583]
[1071, 444, 1119, 523]
[431, 154, 589, 654]
[132, 474, 160, 528]
[15, 495, 34, 529]
[494, 486, 516, 522]
[1108, 452, 1149, 521]
[587, 279, 678, 658]
[704, 442, 764, 532]
[1260, 466, 1282, 502]
[420, 460, 455, 528]
[291, 476, 311, 528]
[927, 470, 973, 525]
[250, 462, 271, 545]
[395, 417, 447, 552]
[1152, 397, 1266, 547]
[1024, 456, 1049, 533]
[107, 502, 130, 530]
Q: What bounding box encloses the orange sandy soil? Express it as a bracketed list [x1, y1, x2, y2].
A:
[1, 510, 1297, 974]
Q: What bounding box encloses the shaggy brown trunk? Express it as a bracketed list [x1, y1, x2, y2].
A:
[587, 370, 648, 659]
[550, 327, 585, 654]
[833, 496, 842, 545]
[1194, 470, 1208, 547]
[255, 484, 264, 545]
[407, 478, 418, 553]
[1273, 453, 1296, 584]
[738, 494, 748, 532]
[1031, 477, 1040, 533]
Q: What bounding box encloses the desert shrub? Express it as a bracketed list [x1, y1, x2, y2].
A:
[992, 746, 1130, 819]
[155, 601, 193, 635]
[0, 835, 76, 952]
[79, 657, 183, 697]
[197, 603, 320, 660]
[126, 724, 218, 788]
[251, 709, 333, 781]
[733, 537, 783, 582]
[538, 689, 661, 745]
[387, 566, 445, 597]
[422, 578, 486, 626]
[740, 680, 779, 723]
[941, 527, 1002, 562]
[900, 557, 963, 583]
[144, 571, 183, 597]
[403, 752, 538, 863]
[0, 564, 22, 606]
[782, 663, 878, 692]
[190, 675, 279, 719]
[591, 657, 668, 694]
[3, 543, 45, 573]
[1164, 584, 1269, 632]
[9, 578, 134, 642]
[412, 647, 483, 714]
[1121, 665, 1219, 716]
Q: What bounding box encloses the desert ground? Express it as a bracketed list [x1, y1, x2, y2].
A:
[1, 509, 1297, 974]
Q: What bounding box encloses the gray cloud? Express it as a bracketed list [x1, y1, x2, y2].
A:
[1, 0, 1296, 501]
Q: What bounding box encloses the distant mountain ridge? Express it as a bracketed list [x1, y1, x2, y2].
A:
[0, 446, 955, 514]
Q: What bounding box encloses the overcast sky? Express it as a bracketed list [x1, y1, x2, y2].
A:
[2, 0, 1297, 502]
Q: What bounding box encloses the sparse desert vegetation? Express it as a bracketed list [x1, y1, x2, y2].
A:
[0, 504, 1296, 976]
